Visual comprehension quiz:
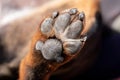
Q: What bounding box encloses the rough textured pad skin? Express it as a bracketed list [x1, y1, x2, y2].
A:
[63, 40, 82, 54]
[41, 18, 53, 36]
[35, 41, 44, 51]
[41, 39, 63, 61]
[54, 13, 71, 37]
[63, 20, 83, 39]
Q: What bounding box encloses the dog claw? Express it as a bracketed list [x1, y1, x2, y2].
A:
[52, 11, 59, 18]
[69, 8, 78, 15]
[79, 12, 85, 21]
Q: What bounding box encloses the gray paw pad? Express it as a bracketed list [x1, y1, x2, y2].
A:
[54, 13, 71, 36]
[41, 39, 63, 62]
[55, 57, 64, 62]
[63, 40, 82, 54]
[41, 18, 53, 36]
[64, 20, 83, 39]
[35, 41, 44, 51]
[69, 8, 78, 15]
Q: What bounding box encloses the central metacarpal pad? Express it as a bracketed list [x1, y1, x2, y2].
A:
[42, 39, 63, 62]
[36, 8, 87, 62]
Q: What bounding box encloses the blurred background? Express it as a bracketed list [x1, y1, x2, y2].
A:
[0, 0, 120, 80]
[0, 0, 49, 80]
[0, 0, 49, 26]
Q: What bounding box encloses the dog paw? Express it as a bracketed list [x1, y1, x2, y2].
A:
[36, 8, 87, 62]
